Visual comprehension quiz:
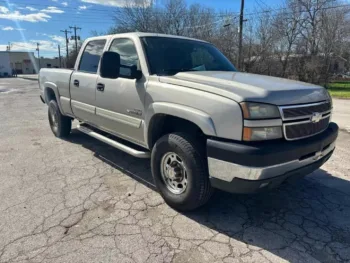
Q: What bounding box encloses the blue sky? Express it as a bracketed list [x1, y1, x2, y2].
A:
[0, 0, 280, 57]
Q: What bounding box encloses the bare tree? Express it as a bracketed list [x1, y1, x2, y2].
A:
[244, 9, 278, 75]
[113, 0, 157, 33]
[162, 0, 187, 35]
[105, 0, 350, 84]
[320, 6, 350, 82]
[184, 4, 217, 40]
[273, 0, 302, 77]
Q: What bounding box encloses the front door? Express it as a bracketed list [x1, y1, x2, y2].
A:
[95, 38, 146, 146]
[70, 39, 106, 123]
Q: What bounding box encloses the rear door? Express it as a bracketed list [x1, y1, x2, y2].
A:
[70, 39, 106, 123]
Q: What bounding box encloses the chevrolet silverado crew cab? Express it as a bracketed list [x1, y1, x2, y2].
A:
[39, 33, 338, 211]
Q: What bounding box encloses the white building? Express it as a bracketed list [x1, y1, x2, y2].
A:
[0, 52, 12, 77]
[0, 51, 64, 77]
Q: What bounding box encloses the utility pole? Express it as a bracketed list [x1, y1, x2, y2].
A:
[36, 43, 40, 69]
[58, 45, 62, 68]
[69, 26, 81, 55]
[60, 29, 71, 64]
[6, 42, 11, 51]
[237, 0, 245, 70]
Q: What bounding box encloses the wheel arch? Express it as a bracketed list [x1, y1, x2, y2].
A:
[43, 82, 65, 114]
[145, 102, 217, 149]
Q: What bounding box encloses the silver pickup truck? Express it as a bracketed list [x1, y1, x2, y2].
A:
[39, 33, 338, 211]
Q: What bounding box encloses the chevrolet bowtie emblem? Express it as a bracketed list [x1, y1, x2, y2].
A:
[311, 112, 322, 123]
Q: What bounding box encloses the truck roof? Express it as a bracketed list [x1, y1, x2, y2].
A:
[85, 32, 209, 43]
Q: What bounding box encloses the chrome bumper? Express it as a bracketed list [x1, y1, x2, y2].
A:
[208, 142, 335, 182]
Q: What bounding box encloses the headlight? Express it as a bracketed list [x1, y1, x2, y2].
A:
[240, 102, 282, 141]
[240, 102, 280, 119]
[243, 127, 283, 141]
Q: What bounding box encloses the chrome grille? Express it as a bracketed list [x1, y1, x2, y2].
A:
[280, 101, 331, 120]
[282, 102, 331, 119]
[285, 116, 330, 140]
[279, 101, 332, 140]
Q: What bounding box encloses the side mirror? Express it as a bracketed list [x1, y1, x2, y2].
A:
[133, 68, 143, 80]
[120, 65, 143, 80]
[100, 51, 120, 79]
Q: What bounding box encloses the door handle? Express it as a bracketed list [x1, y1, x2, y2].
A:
[73, 80, 79, 87]
[96, 83, 105, 92]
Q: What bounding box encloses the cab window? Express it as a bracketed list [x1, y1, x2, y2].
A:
[109, 38, 140, 77]
[78, 39, 106, 73]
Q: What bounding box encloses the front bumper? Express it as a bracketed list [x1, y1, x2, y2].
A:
[207, 122, 338, 194]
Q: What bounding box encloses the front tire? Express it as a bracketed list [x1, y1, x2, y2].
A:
[48, 100, 71, 138]
[151, 133, 213, 211]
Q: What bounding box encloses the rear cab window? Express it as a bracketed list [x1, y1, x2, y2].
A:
[78, 39, 106, 73]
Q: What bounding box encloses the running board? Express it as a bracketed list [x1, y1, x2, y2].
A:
[76, 124, 150, 158]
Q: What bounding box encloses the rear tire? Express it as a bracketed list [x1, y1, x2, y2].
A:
[48, 100, 71, 138]
[151, 132, 213, 211]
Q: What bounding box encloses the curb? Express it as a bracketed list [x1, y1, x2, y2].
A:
[18, 77, 38, 81]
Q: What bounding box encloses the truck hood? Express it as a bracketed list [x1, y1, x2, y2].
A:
[158, 71, 329, 105]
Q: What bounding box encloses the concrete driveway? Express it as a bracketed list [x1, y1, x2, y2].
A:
[332, 99, 350, 132]
[1, 78, 350, 263]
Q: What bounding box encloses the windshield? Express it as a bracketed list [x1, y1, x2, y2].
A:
[141, 37, 237, 76]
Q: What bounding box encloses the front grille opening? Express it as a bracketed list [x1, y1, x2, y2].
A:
[283, 101, 331, 119]
[285, 117, 330, 140]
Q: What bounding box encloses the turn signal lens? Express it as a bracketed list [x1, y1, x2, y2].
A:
[240, 102, 251, 119]
[243, 127, 282, 141]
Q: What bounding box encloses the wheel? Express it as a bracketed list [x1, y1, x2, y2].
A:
[151, 133, 213, 211]
[48, 100, 71, 138]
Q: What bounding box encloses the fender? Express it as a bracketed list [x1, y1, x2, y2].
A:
[43, 82, 65, 115]
[144, 102, 217, 147]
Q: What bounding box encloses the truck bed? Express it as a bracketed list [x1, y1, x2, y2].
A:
[39, 68, 74, 101]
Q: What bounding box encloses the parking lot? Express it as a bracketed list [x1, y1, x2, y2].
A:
[0, 78, 350, 263]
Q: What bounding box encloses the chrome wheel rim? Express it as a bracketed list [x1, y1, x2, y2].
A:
[160, 152, 188, 194]
[49, 107, 58, 130]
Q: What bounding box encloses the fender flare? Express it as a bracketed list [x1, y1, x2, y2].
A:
[144, 102, 217, 147]
[43, 82, 64, 114]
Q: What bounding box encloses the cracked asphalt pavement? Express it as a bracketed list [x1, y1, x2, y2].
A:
[1, 78, 350, 263]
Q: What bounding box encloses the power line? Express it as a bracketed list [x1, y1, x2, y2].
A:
[6, 42, 11, 51]
[58, 45, 61, 68]
[69, 26, 82, 55]
[0, 0, 345, 15]
[1, 0, 345, 17]
[0, 0, 238, 16]
[36, 43, 40, 68]
[0, 0, 348, 26]
[184, 16, 237, 29]
[9, 3, 348, 24]
[60, 29, 72, 61]
[243, 2, 350, 17]
[0, 0, 240, 18]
